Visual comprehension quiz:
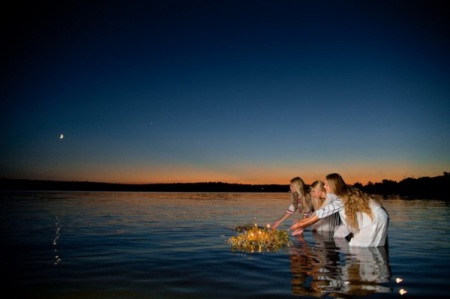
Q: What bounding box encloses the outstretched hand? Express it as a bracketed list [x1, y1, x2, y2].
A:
[289, 214, 319, 235]
[289, 220, 306, 236]
[291, 228, 304, 236]
[289, 221, 302, 232]
[272, 220, 281, 230]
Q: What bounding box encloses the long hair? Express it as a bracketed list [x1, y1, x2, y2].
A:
[311, 179, 341, 230]
[325, 173, 373, 232]
[290, 177, 312, 214]
[309, 180, 326, 210]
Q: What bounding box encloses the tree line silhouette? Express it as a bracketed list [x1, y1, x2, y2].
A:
[354, 172, 450, 200]
[1, 172, 449, 200]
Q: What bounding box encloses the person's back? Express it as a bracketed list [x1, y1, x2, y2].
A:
[348, 199, 389, 247]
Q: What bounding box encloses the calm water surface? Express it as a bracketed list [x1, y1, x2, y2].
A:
[1, 191, 450, 298]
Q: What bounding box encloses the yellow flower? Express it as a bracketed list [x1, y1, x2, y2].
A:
[228, 225, 291, 253]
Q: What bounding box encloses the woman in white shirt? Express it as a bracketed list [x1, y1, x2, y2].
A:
[290, 173, 389, 247]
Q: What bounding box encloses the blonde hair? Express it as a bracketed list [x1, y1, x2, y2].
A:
[310, 180, 326, 210]
[325, 173, 374, 232]
[290, 177, 313, 214]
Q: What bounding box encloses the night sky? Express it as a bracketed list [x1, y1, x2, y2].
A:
[2, 0, 449, 185]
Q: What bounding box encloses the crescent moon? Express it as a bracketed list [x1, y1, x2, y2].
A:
[60, 134, 64, 139]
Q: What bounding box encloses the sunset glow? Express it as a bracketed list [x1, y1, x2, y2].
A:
[1, 1, 449, 185]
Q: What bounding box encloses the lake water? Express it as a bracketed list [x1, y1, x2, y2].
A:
[1, 191, 450, 298]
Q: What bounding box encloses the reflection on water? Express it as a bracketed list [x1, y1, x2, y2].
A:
[53, 216, 62, 265]
[1, 191, 448, 298]
[290, 232, 391, 297]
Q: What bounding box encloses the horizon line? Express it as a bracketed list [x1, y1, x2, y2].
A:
[2, 173, 448, 187]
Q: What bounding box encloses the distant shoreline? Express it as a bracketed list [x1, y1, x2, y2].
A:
[0, 178, 288, 193]
[1, 173, 449, 200]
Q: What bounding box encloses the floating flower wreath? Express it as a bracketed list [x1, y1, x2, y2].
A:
[228, 224, 291, 253]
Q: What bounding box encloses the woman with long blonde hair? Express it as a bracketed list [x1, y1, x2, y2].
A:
[309, 180, 341, 233]
[272, 177, 313, 229]
[290, 173, 389, 247]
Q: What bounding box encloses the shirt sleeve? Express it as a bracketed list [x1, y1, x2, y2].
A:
[286, 203, 296, 214]
[315, 193, 344, 219]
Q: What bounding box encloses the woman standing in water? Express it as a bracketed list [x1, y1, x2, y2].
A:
[272, 177, 312, 229]
[309, 180, 341, 233]
[290, 173, 389, 247]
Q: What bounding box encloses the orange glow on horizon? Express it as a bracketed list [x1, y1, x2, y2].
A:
[15, 155, 446, 186]
[34, 162, 447, 186]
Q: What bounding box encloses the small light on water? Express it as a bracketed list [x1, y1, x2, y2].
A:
[399, 289, 407, 295]
[396, 277, 403, 283]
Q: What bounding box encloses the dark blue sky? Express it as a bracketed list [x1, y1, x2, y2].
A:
[2, 0, 449, 184]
